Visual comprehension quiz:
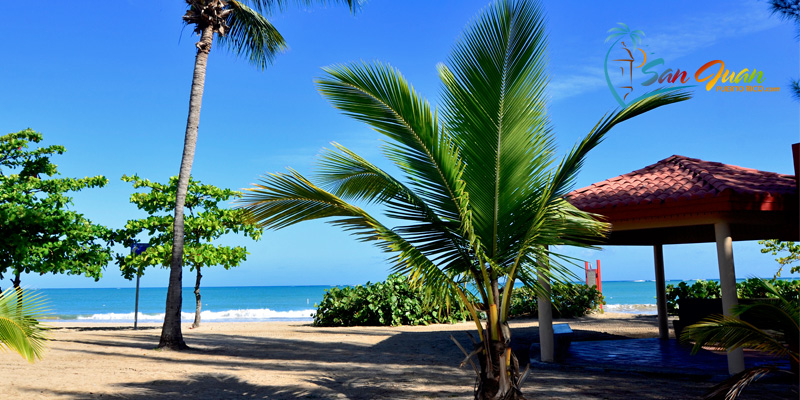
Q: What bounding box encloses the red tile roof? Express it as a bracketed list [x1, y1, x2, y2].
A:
[567, 155, 797, 215]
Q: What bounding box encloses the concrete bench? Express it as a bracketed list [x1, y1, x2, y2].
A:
[528, 323, 573, 362]
[552, 323, 574, 361]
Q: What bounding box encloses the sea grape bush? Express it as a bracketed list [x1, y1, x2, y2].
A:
[313, 274, 470, 326]
[665, 280, 721, 315]
[737, 277, 799, 300]
[508, 282, 605, 319]
[666, 278, 799, 315]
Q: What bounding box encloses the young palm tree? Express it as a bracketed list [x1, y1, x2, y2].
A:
[682, 279, 799, 400]
[163, 0, 360, 350]
[0, 288, 49, 363]
[241, 0, 688, 397]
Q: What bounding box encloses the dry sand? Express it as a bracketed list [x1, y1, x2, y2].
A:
[0, 313, 793, 399]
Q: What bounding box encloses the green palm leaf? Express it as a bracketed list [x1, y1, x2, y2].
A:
[439, 0, 551, 260]
[242, 0, 361, 15]
[316, 143, 471, 269]
[0, 288, 49, 363]
[682, 279, 799, 364]
[219, 0, 287, 69]
[315, 63, 468, 223]
[683, 315, 795, 361]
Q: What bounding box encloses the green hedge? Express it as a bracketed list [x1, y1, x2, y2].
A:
[508, 282, 605, 319]
[313, 274, 470, 326]
[665, 278, 800, 315]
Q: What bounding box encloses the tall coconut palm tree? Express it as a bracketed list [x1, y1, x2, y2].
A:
[240, 0, 689, 397]
[0, 287, 49, 363]
[163, 0, 360, 350]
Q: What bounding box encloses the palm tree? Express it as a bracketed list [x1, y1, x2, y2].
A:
[240, 0, 689, 397]
[0, 287, 49, 363]
[162, 0, 360, 350]
[682, 279, 798, 400]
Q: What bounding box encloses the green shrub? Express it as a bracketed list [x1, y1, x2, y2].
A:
[508, 282, 605, 319]
[313, 274, 470, 326]
[738, 277, 800, 301]
[666, 278, 800, 315]
[665, 280, 721, 315]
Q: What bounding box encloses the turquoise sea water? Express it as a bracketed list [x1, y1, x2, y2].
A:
[36, 280, 690, 323]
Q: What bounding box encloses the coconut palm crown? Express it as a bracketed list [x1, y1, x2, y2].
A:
[161, 0, 360, 350]
[241, 0, 689, 398]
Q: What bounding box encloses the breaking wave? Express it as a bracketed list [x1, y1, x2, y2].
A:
[69, 308, 315, 322]
[604, 304, 657, 315]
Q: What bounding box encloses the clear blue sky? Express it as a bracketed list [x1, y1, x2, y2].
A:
[3, 0, 798, 289]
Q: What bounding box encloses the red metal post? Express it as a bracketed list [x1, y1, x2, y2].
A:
[596, 259, 602, 293]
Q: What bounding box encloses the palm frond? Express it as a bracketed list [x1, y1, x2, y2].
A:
[439, 0, 552, 259]
[241, 169, 379, 234]
[242, 0, 361, 15]
[316, 143, 474, 273]
[315, 142, 407, 204]
[0, 288, 49, 362]
[703, 366, 779, 400]
[240, 169, 470, 320]
[315, 62, 468, 225]
[682, 314, 796, 362]
[219, 0, 287, 69]
[553, 91, 691, 203]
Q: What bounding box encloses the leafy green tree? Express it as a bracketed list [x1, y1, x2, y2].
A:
[683, 279, 798, 400]
[162, 0, 360, 350]
[239, 1, 689, 397]
[0, 287, 49, 362]
[116, 175, 262, 329]
[759, 239, 800, 277]
[0, 129, 112, 290]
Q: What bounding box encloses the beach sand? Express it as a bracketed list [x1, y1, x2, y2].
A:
[1, 313, 793, 399]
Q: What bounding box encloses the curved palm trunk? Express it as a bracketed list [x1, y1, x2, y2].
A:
[191, 267, 202, 329]
[158, 25, 214, 350]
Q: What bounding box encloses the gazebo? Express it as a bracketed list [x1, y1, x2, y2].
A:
[537, 146, 799, 374]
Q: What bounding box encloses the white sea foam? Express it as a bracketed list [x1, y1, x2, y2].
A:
[604, 304, 658, 315]
[75, 308, 315, 322]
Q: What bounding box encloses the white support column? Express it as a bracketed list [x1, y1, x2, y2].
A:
[653, 244, 669, 340]
[714, 221, 745, 374]
[537, 248, 554, 363]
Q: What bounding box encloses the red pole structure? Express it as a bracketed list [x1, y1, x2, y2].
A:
[596, 259, 602, 293]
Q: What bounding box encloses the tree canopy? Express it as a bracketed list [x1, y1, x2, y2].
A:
[115, 175, 263, 327]
[116, 175, 262, 277]
[0, 129, 112, 288]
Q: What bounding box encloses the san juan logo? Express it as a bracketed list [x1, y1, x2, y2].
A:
[603, 23, 777, 108]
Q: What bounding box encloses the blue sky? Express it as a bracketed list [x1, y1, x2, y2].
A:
[2, 0, 798, 289]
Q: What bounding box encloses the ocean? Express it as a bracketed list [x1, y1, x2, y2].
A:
[36, 280, 681, 323]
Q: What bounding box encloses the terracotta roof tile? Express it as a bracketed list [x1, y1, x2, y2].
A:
[566, 155, 797, 212]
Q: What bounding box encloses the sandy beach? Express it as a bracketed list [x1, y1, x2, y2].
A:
[0, 313, 793, 399]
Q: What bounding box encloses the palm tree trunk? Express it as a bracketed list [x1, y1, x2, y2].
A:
[158, 25, 214, 350]
[191, 267, 202, 329]
[12, 271, 22, 313]
[475, 278, 525, 400]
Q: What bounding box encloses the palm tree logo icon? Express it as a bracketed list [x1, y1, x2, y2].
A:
[604, 23, 692, 107]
